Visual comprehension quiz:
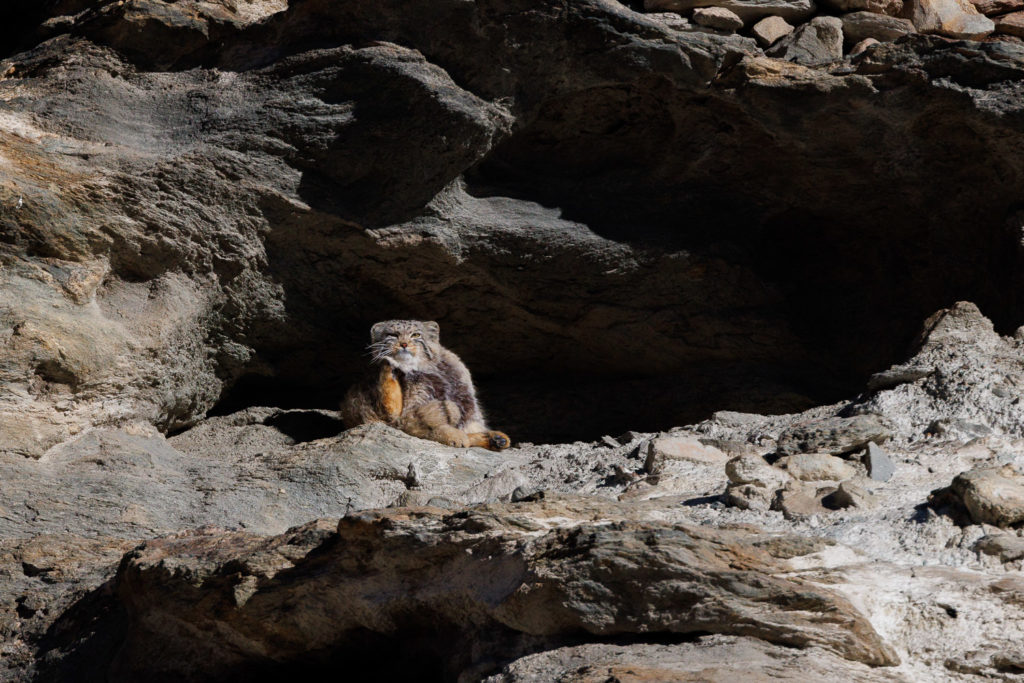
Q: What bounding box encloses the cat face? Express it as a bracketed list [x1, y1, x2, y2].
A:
[368, 320, 440, 372]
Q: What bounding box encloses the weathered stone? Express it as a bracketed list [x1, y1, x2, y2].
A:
[725, 482, 776, 510]
[824, 480, 877, 509]
[995, 10, 1024, 37]
[970, 0, 1024, 14]
[866, 364, 935, 392]
[486, 636, 903, 682]
[693, 6, 745, 30]
[726, 454, 792, 488]
[822, 0, 906, 14]
[951, 466, 1024, 527]
[767, 16, 845, 65]
[773, 481, 834, 519]
[841, 11, 916, 43]
[851, 36, 881, 53]
[645, 0, 818, 24]
[778, 453, 858, 481]
[96, 497, 898, 679]
[904, 0, 995, 39]
[975, 533, 1024, 562]
[865, 442, 896, 482]
[644, 436, 728, 474]
[751, 15, 796, 46]
[642, 11, 694, 30]
[777, 415, 892, 456]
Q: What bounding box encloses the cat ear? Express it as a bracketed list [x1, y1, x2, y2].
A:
[423, 320, 440, 341]
[370, 321, 390, 341]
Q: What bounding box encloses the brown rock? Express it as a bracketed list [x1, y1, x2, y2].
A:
[850, 36, 882, 52]
[975, 533, 1024, 562]
[951, 466, 1024, 527]
[751, 15, 796, 46]
[904, 0, 995, 40]
[824, 480, 877, 509]
[693, 6, 746, 30]
[841, 11, 916, 43]
[777, 415, 892, 456]
[969, 0, 1024, 15]
[773, 480, 835, 519]
[827, 0, 906, 12]
[103, 497, 899, 678]
[995, 10, 1024, 36]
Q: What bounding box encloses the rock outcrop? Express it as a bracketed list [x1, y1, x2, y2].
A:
[1, 0, 1024, 680]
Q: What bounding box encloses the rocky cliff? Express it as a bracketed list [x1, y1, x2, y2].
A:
[1, 0, 1024, 680]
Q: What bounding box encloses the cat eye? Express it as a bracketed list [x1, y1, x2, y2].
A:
[412, 332, 421, 338]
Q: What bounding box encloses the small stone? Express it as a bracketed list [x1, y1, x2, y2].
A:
[970, 0, 1024, 15]
[511, 486, 540, 503]
[849, 37, 880, 53]
[725, 454, 791, 488]
[725, 483, 774, 511]
[975, 533, 1024, 562]
[644, 436, 727, 474]
[693, 7, 745, 31]
[823, 480, 876, 509]
[840, 11, 916, 43]
[995, 10, 1024, 37]
[601, 435, 622, 448]
[777, 415, 892, 456]
[866, 364, 934, 392]
[905, 0, 995, 39]
[951, 466, 1024, 527]
[711, 410, 767, 426]
[773, 481, 834, 520]
[865, 442, 895, 482]
[751, 16, 796, 46]
[767, 16, 844, 65]
[777, 453, 857, 481]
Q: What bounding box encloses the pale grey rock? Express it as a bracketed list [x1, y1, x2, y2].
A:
[726, 454, 792, 488]
[865, 442, 895, 482]
[645, 435, 728, 474]
[951, 466, 1024, 527]
[867, 363, 935, 391]
[777, 453, 858, 481]
[905, 0, 995, 41]
[975, 533, 1024, 562]
[773, 480, 835, 519]
[646, 0, 818, 24]
[751, 15, 796, 46]
[484, 636, 904, 682]
[694, 6, 746, 30]
[767, 16, 845, 65]
[841, 11, 916, 43]
[824, 480, 876, 509]
[777, 415, 892, 456]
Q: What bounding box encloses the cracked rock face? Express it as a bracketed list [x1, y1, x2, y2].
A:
[1, 0, 1024, 681]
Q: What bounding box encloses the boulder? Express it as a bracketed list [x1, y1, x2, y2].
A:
[904, 0, 995, 40]
[777, 415, 892, 456]
[767, 16, 845, 66]
[644, 435, 728, 473]
[841, 11, 917, 43]
[950, 466, 1024, 527]
[850, 36, 882, 52]
[969, 0, 1024, 14]
[975, 533, 1024, 562]
[995, 10, 1024, 36]
[777, 453, 858, 481]
[751, 15, 796, 46]
[693, 6, 746, 30]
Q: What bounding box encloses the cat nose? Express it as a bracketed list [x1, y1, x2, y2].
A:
[400, 342, 408, 348]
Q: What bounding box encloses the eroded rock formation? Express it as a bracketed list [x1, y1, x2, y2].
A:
[1, 0, 1024, 680]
